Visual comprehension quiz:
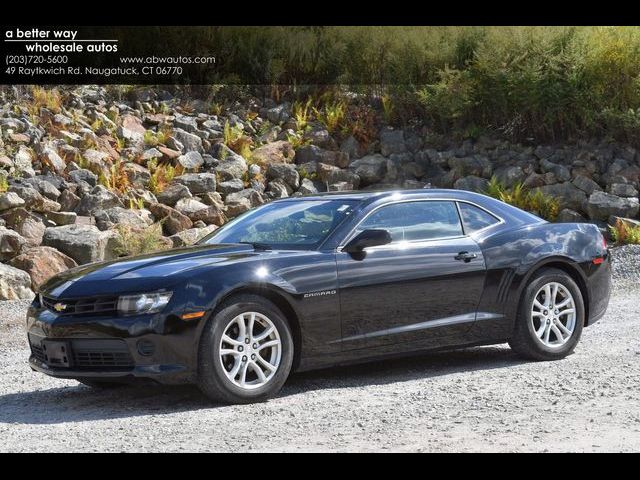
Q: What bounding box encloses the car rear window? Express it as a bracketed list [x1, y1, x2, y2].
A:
[355, 201, 463, 242]
[458, 202, 500, 233]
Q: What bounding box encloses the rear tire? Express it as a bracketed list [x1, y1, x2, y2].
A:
[197, 294, 294, 404]
[508, 267, 584, 361]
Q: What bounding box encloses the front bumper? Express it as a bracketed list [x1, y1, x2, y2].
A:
[26, 304, 206, 385]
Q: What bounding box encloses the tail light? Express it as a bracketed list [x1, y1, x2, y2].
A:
[592, 231, 607, 265]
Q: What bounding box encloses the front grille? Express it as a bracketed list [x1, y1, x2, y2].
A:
[72, 339, 133, 368]
[30, 343, 46, 363]
[41, 295, 118, 316]
[29, 337, 134, 369]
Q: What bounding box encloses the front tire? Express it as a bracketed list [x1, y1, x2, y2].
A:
[197, 294, 294, 404]
[508, 268, 585, 361]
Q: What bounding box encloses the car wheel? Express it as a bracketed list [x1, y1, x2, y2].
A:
[508, 267, 585, 361]
[77, 379, 126, 389]
[197, 294, 294, 404]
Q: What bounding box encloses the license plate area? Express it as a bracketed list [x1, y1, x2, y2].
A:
[42, 340, 71, 367]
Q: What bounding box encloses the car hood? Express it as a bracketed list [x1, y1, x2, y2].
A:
[39, 243, 264, 298]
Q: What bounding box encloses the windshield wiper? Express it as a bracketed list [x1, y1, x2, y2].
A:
[238, 241, 272, 251]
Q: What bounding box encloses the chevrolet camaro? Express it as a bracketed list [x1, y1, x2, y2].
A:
[27, 189, 612, 403]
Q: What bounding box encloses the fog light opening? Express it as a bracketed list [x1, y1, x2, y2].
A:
[137, 340, 155, 356]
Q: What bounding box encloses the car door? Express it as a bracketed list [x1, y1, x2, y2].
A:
[336, 200, 486, 350]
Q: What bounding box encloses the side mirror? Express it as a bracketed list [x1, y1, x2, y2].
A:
[343, 229, 392, 254]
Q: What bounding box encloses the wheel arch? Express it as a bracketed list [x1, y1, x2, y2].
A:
[205, 284, 303, 372]
[514, 257, 590, 326]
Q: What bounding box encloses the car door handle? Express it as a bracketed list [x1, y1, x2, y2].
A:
[454, 251, 477, 262]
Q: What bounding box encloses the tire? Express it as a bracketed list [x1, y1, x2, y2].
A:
[77, 379, 126, 389]
[508, 267, 585, 361]
[197, 294, 294, 404]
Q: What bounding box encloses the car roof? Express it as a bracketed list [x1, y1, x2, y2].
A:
[277, 188, 490, 204]
[275, 188, 545, 227]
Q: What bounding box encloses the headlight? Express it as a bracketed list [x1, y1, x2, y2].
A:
[117, 292, 172, 315]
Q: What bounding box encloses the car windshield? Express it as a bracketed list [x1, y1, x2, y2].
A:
[199, 199, 359, 250]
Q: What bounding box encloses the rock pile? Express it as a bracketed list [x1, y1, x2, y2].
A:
[1, 85, 639, 299]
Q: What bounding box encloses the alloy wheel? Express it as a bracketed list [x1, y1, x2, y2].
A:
[218, 312, 282, 389]
[530, 281, 576, 349]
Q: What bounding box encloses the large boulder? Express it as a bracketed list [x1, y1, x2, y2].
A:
[148, 203, 193, 235]
[493, 165, 525, 188]
[540, 158, 571, 182]
[177, 151, 205, 170]
[58, 189, 81, 212]
[40, 146, 66, 174]
[556, 208, 586, 223]
[118, 115, 146, 143]
[9, 246, 77, 290]
[380, 129, 406, 156]
[42, 224, 120, 265]
[226, 188, 264, 208]
[297, 178, 324, 195]
[217, 179, 245, 197]
[0, 226, 28, 261]
[75, 185, 124, 216]
[0, 192, 25, 211]
[587, 191, 640, 221]
[169, 225, 217, 248]
[225, 189, 264, 217]
[349, 154, 387, 186]
[174, 197, 209, 217]
[572, 175, 602, 195]
[8, 185, 46, 210]
[448, 156, 493, 180]
[454, 175, 489, 193]
[0, 263, 34, 300]
[156, 183, 192, 207]
[94, 207, 152, 231]
[317, 163, 360, 188]
[215, 155, 248, 181]
[82, 149, 112, 172]
[173, 128, 204, 153]
[536, 183, 588, 213]
[45, 211, 77, 226]
[13, 145, 36, 177]
[251, 141, 295, 165]
[266, 164, 300, 190]
[173, 173, 217, 195]
[607, 183, 638, 198]
[0, 208, 46, 246]
[174, 113, 199, 133]
[68, 168, 98, 187]
[294, 145, 349, 168]
[189, 205, 227, 226]
[123, 162, 151, 187]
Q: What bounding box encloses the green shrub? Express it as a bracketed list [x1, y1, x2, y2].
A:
[223, 121, 253, 159]
[314, 99, 346, 133]
[485, 177, 560, 221]
[610, 219, 640, 245]
[292, 98, 313, 131]
[0, 172, 8, 192]
[114, 223, 169, 257]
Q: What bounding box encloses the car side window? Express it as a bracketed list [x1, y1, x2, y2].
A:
[458, 202, 500, 233]
[354, 201, 463, 243]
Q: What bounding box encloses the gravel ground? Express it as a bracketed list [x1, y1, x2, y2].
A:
[1, 247, 639, 452]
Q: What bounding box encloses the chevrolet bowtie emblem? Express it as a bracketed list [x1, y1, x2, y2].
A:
[53, 302, 67, 312]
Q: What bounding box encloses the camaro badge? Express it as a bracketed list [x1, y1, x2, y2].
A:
[303, 290, 337, 298]
[53, 302, 67, 312]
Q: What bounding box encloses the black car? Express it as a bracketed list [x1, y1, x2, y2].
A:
[27, 189, 611, 404]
